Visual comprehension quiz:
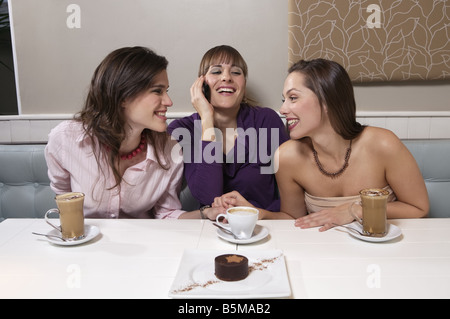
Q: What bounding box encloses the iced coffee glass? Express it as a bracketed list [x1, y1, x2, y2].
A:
[350, 188, 389, 237]
[45, 192, 85, 241]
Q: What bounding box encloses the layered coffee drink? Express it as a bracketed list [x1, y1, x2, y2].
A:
[55, 192, 85, 240]
[360, 188, 389, 237]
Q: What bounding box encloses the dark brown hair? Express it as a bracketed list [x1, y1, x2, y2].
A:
[75, 46, 170, 189]
[288, 58, 365, 140]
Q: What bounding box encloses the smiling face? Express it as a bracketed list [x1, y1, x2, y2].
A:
[198, 46, 248, 110]
[280, 72, 324, 140]
[204, 63, 246, 109]
[122, 70, 172, 133]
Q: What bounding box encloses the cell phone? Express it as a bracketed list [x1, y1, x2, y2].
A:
[202, 82, 211, 102]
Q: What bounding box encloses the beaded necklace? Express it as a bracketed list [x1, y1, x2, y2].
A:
[119, 134, 146, 160]
[312, 140, 352, 178]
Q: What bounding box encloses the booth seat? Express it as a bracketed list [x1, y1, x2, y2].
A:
[0, 144, 199, 222]
[1, 140, 449, 221]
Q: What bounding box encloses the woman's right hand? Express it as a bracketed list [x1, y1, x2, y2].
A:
[191, 76, 215, 141]
[190, 76, 214, 119]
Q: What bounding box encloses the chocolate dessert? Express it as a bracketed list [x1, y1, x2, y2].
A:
[214, 254, 249, 281]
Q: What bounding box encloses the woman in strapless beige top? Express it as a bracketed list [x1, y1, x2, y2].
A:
[213, 59, 429, 231]
[304, 185, 397, 214]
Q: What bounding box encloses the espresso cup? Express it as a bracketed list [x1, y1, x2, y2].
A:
[215, 206, 259, 240]
[45, 192, 86, 241]
[350, 188, 389, 237]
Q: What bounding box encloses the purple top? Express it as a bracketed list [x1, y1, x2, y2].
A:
[168, 104, 289, 211]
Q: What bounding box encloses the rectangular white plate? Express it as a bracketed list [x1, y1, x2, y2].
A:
[169, 249, 291, 299]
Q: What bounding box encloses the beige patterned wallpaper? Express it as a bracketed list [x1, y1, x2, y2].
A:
[288, 0, 450, 82]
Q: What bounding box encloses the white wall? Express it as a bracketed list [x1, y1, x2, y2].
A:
[8, 0, 450, 115]
[2, 0, 449, 142]
[9, 0, 288, 114]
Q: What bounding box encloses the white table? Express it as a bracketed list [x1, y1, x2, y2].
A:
[0, 218, 449, 299]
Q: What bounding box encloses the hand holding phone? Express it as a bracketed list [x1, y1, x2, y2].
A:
[202, 82, 211, 102]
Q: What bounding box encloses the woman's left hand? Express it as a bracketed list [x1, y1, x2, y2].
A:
[212, 191, 254, 210]
[294, 203, 355, 231]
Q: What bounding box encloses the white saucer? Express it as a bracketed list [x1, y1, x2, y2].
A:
[216, 224, 269, 244]
[342, 221, 402, 242]
[46, 225, 100, 246]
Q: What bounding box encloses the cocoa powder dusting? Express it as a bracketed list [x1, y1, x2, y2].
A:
[171, 280, 220, 294]
[248, 255, 281, 273]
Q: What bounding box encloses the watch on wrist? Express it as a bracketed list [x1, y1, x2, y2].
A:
[199, 205, 211, 219]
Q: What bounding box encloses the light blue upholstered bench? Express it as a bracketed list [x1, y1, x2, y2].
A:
[0, 144, 199, 221]
[1, 140, 449, 221]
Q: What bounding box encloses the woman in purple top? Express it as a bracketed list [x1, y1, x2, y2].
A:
[168, 45, 289, 219]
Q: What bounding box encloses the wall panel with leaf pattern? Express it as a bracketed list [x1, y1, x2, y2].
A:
[288, 0, 450, 82]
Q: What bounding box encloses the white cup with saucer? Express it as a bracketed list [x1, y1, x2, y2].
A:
[216, 206, 259, 240]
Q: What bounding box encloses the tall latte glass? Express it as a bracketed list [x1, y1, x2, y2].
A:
[45, 192, 85, 241]
[350, 188, 389, 237]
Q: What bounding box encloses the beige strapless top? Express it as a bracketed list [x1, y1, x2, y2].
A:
[304, 186, 397, 214]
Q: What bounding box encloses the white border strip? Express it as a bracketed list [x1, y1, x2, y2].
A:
[356, 111, 450, 117]
[2, 111, 450, 121]
[1, 112, 450, 143]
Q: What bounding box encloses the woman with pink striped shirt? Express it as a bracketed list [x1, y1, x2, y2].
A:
[45, 47, 215, 219]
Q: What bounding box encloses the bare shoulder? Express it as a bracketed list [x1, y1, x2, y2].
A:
[276, 139, 310, 163]
[278, 140, 309, 159]
[360, 126, 405, 155]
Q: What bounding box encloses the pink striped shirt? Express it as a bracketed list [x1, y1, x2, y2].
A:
[45, 121, 185, 219]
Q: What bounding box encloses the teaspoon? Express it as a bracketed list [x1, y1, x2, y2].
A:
[212, 222, 239, 239]
[32, 232, 67, 242]
[332, 223, 367, 236]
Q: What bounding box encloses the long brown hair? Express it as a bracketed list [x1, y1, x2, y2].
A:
[75, 46, 170, 189]
[288, 58, 365, 140]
